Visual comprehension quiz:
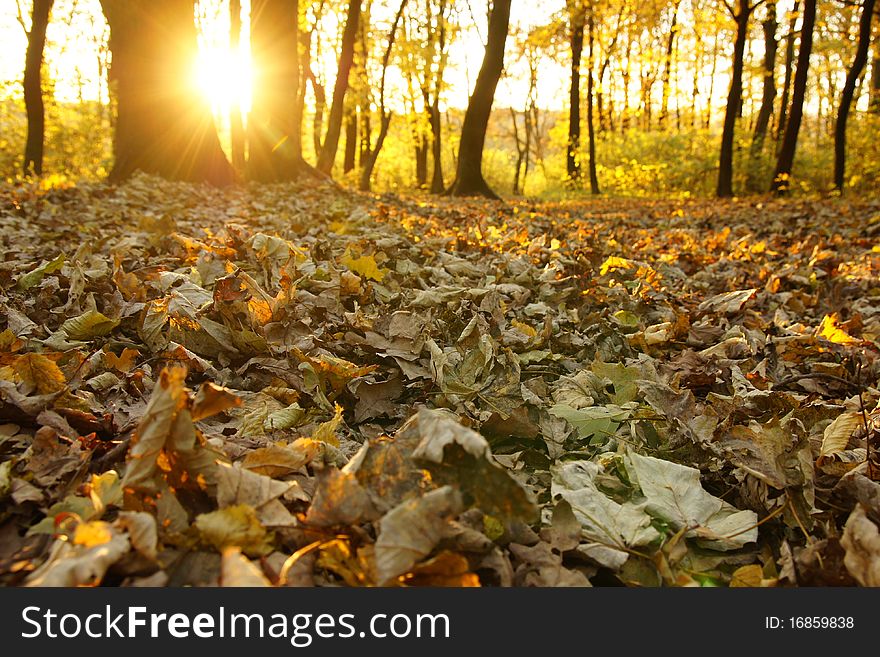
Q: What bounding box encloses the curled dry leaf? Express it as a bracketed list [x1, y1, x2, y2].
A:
[25, 530, 130, 587]
[374, 486, 463, 585]
[841, 504, 880, 587]
[220, 547, 272, 587]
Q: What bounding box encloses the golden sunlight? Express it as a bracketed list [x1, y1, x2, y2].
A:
[193, 45, 253, 115]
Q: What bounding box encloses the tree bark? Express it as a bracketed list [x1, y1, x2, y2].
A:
[751, 2, 777, 154]
[567, 1, 585, 183]
[317, 0, 361, 175]
[429, 0, 448, 194]
[248, 0, 304, 182]
[771, 0, 815, 193]
[23, 0, 54, 177]
[586, 8, 600, 194]
[100, 0, 233, 184]
[229, 0, 245, 173]
[446, 0, 512, 198]
[833, 0, 876, 191]
[358, 0, 408, 192]
[776, 1, 799, 139]
[871, 38, 880, 113]
[344, 108, 358, 173]
[658, 1, 680, 128]
[717, 0, 751, 198]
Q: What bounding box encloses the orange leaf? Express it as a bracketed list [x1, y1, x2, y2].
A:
[12, 353, 67, 394]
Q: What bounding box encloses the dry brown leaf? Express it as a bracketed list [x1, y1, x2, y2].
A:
[841, 504, 880, 587]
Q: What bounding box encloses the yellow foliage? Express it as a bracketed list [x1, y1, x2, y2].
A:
[818, 313, 860, 345]
[11, 353, 67, 394]
[340, 248, 386, 282]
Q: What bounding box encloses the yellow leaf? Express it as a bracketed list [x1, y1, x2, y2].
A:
[73, 520, 114, 548]
[599, 256, 637, 276]
[818, 313, 860, 345]
[0, 329, 24, 352]
[819, 412, 863, 461]
[195, 504, 273, 557]
[242, 440, 320, 477]
[341, 248, 386, 282]
[730, 564, 767, 587]
[312, 404, 343, 447]
[103, 347, 140, 372]
[191, 382, 242, 422]
[511, 320, 537, 337]
[61, 310, 120, 341]
[12, 353, 67, 394]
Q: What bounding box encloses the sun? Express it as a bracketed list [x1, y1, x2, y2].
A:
[194, 46, 253, 115]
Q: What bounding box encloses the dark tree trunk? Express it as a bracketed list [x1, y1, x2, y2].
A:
[429, 0, 448, 194]
[248, 0, 303, 182]
[511, 107, 524, 194]
[358, 0, 408, 192]
[834, 0, 876, 191]
[100, 0, 232, 184]
[586, 9, 600, 194]
[302, 28, 326, 158]
[359, 110, 372, 167]
[317, 0, 361, 174]
[659, 1, 680, 128]
[310, 76, 326, 157]
[229, 0, 245, 173]
[23, 0, 54, 177]
[359, 114, 389, 191]
[567, 1, 585, 183]
[428, 99, 444, 193]
[343, 108, 357, 173]
[415, 137, 428, 187]
[751, 2, 777, 154]
[771, 0, 815, 193]
[446, 0, 512, 198]
[776, 1, 799, 139]
[871, 42, 880, 113]
[705, 30, 720, 129]
[717, 0, 751, 198]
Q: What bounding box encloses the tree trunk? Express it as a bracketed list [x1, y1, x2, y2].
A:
[586, 9, 600, 194]
[705, 30, 720, 129]
[776, 1, 799, 139]
[23, 0, 54, 177]
[100, 0, 232, 184]
[751, 2, 777, 154]
[344, 108, 357, 173]
[229, 0, 245, 173]
[511, 107, 524, 195]
[870, 41, 880, 113]
[446, 0, 512, 198]
[303, 28, 326, 158]
[833, 0, 876, 191]
[316, 0, 361, 175]
[567, 1, 585, 183]
[248, 0, 303, 182]
[659, 1, 680, 128]
[429, 0, 448, 194]
[415, 137, 429, 187]
[358, 0, 408, 192]
[771, 0, 815, 193]
[429, 98, 444, 193]
[717, 0, 750, 198]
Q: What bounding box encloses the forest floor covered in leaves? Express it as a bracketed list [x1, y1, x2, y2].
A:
[2, 174, 880, 587]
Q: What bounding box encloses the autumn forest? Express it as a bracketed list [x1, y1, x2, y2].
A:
[1, 0, 880, 589]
